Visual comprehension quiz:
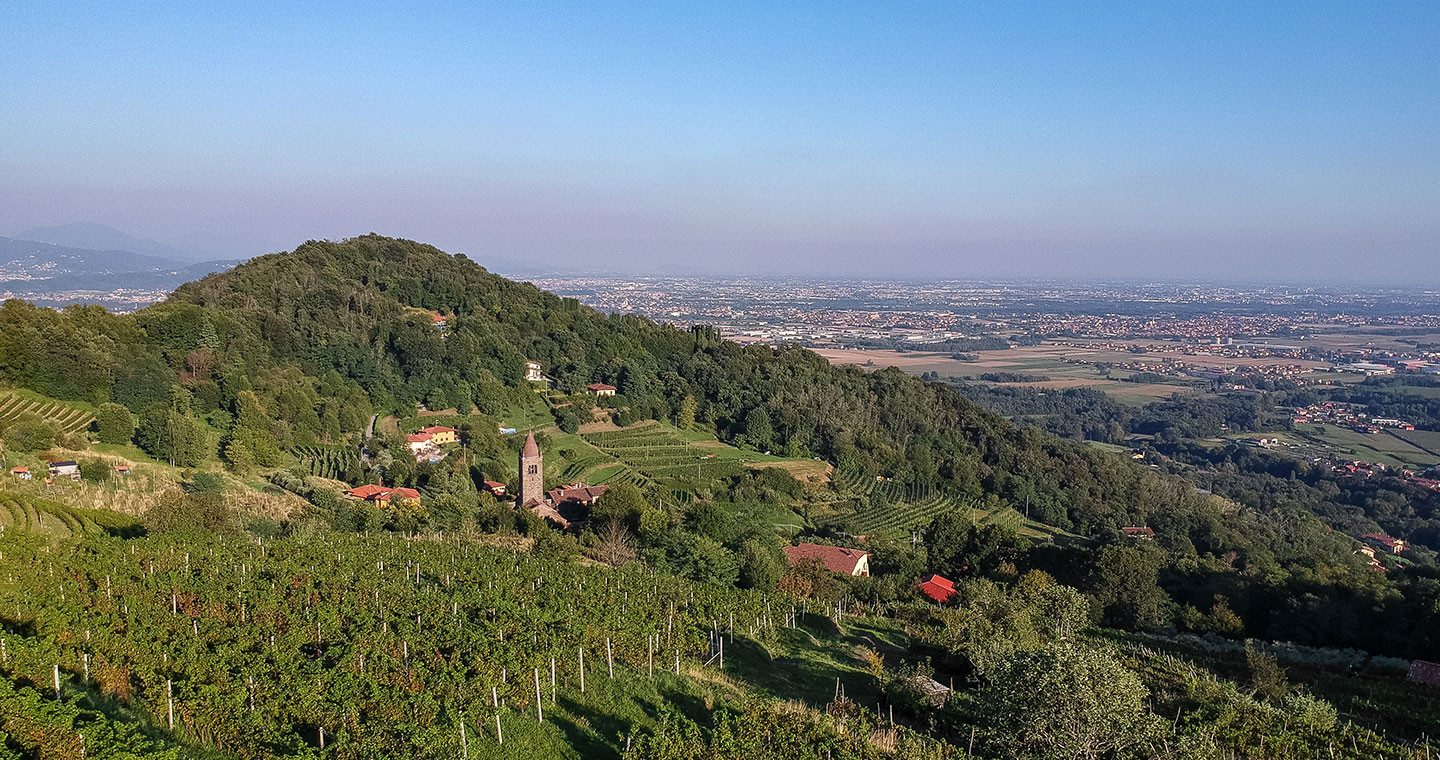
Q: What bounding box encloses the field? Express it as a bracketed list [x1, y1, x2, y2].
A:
[0, 531, 919, 760]
[1292, 424, 1440, 469]
[0, 490, 140, 539]
[820, 466, 1077, 542]
[1387, 428, 1440, 457]
[0, 389, 95, 434]
[813, 344, 1200, 405]
[295, 443, 360, 480]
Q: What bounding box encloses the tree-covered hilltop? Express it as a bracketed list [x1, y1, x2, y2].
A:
[0, 235, 1434, 659]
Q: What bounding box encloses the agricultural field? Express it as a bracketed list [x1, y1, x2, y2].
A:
[824, 467, 1078, 543]
[295, 444, 360, 480]
[0, 531, 917, 760]
[813, 345, 1199, 406]
[1387, 428, 1440, 458]
[580, 422, 825, 493]
[0, 491, 139, 539]
[1293, 424, 1440, 469]
[0, 390, 95, 435]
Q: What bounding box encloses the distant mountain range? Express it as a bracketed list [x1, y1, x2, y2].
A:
[0, 224, 241, 304]
[14, 222, 216, 263]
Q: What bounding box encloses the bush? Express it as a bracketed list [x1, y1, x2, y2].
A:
[95, 402, 134, 444]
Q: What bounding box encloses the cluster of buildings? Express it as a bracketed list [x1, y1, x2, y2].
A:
[1292, 402, 1416, 433]
[405, 425, 458, 463]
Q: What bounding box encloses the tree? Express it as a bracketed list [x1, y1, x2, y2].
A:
[1085, 544, 1170, 630]
[592, 482, 647, 529]
[737, 538, 784, 590]
[95, 402, 134, 444]
[676, 395, 697, 430]
[592, 521, 637, 567]
[978, 644, 1150, 760]
[134, 403, 208, 467]
[743, 407, 774, 451]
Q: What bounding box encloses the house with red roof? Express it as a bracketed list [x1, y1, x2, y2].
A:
[783, 543, 870, 577]
[482, 480, 508, 498]
[546, 483, 610, 509]
[586, 383, 617, 398]
[10, 466, 31, 480]
[919, 574, 955, 603]
[417, 425, 457, 445]
[1122, 526, 1155, 540]
[1362, 532, 1407, 554]
[345, 484, 421, 504]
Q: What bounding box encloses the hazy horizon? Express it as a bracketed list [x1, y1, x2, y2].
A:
[3, 2, 1437, 285]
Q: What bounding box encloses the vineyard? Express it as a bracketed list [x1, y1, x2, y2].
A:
[0, 531, 853, 759]
[0, 491, 138, 539]
[295, 444, 360, 480]
[0, 391, 94, 435]
[829, 468, 968, 538]
[582, 424, 748, 486]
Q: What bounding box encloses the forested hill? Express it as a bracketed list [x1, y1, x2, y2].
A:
[0, 235, 1349, 542]
[169, 236, 1196, 529]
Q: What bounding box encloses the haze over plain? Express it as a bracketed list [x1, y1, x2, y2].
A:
[1, 2, 1436, 283]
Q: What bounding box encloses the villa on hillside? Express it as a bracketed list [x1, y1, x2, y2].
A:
[783, 543, 871, 577]
[587, 383, 617, 397]
[10, 466, 30, 480]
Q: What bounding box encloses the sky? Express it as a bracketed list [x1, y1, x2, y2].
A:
[1, 1, 1437, 283]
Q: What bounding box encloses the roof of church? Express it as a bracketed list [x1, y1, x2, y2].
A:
[521, 431, 540, 458]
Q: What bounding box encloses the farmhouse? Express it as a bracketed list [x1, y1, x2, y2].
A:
[47, 461, 80, 481]
[1122, 526, 1156, 540]
[919, 573, 955, 603]
[586, 383, 617, 398]
[9, 466, 30, 480]
[344, 484, 421, 504]
[417, 425, 457, 445]
[524, 360, 545, 383]
[482, 480, 508, 497]
[784, 543, 871, 577]
[431, 314, 447, 329]
[1362, 532, 1407, 554]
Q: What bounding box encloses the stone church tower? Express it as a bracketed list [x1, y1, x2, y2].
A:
[519, 431, 543, 506]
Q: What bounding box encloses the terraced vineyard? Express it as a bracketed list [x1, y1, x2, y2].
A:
[582, 424, 746, 484]
[0, 392, 94, 435]
[295, 444, 360, 480]
[0, 491, 138, 539]
[831, 467, 968, 538]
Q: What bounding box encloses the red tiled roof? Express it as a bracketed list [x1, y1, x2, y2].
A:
[10, 467, 28, 473]
[406, 433, 432, 443]
[483, 480, 507, 490]
[419, 425, 455, 434]
[919, 574, 955, 603]
[345, 484, 420, 502]
[547, 484, 609, 506]
[783, 543, 869, 575]
[587, 383, 617, 391]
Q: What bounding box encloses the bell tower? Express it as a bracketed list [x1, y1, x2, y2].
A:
[519, 431, 543, 505]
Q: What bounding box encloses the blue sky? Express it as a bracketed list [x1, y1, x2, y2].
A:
[1, 1, 1436, 282]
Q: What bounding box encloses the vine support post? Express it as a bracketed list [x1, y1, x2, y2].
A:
[579, 647, 585, 692]
[534, 668, 543, 723]
[607, 638, 614, 678]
